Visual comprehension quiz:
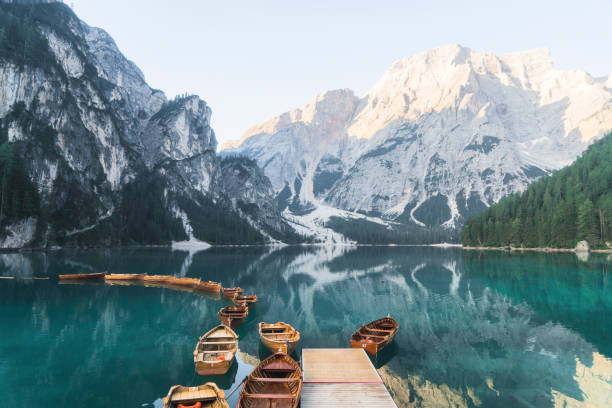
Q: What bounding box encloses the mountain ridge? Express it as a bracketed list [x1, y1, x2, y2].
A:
[224, 44, 612, 242]
[0, 2, 298, 247]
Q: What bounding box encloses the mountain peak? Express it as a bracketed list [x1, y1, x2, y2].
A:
[501, 47, 553, 65]
[226, 44, 612, 237]
[225, 88, 358, 150]
[387, 44, 472, 73]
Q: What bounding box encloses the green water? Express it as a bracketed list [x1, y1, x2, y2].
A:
[1, 247, 611, 407]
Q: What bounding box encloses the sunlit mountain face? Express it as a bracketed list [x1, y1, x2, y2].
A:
[224, 45, 612, 243]
[1, 247, 611, 407]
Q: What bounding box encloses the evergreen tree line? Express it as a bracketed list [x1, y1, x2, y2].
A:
[326, 216, 460, 244]
[462, 132, 612, 249]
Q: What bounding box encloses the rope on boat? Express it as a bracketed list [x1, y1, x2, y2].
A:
[225, 377, 246, 400]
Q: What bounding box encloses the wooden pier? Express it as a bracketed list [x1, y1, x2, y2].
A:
[301, 348, 397, 407]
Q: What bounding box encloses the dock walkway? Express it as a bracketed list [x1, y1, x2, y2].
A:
[301, 348, 397, 407]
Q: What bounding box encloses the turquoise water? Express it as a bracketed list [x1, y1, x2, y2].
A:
[1, 247, 611, 407]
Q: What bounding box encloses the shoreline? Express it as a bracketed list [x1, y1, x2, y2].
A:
[3, 243, 610, 254]
[462, 246, 612, 254]
[0, 242, 463, 253]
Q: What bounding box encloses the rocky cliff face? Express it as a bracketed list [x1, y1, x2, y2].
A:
[0, 2, 295, 247]
[224, 45, 612, 240]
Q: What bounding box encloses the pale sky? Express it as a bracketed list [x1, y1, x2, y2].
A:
[68, 0, 612, 147]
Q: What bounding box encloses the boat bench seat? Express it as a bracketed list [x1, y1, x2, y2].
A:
[358, 332, 387, 338]
[244, 393, 295, 399]
[251, 377, 299, 383]
[201, 341, 236, 345]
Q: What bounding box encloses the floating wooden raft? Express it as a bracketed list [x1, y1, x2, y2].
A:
[163, 382, 228, 408]
[217, 306, 248, 329]
[105, 273, 145, 281]
[232, 294, 257, 308]
[350, 316, 399, 355]
[195, 281, 222, 293]
[143, 275, 174, 283]
[259, 322, 300, 354]
[171, 277, 201, 287]
[237, 352, 302, 408]
[222, 287, 243, 298]
[58, 272, 105, 280]
[194, 325, 238, 375]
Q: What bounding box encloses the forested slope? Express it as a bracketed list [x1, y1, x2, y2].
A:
[462, 133, 612, 249]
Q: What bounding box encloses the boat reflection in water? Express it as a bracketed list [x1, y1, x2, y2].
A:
[1, 246, 611, 408]
[198, 358, 239, 390]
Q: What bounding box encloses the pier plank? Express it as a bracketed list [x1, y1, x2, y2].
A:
[301, 348, 397, 408]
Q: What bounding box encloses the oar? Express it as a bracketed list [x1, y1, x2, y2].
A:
[225, 376, 247, 400]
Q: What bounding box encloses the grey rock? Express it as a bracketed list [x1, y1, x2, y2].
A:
[225, 45, 612, 238]
[575, 240, 590, 253]
[0, 3, 295, 246]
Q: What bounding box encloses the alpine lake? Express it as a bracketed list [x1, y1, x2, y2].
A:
[1, 246, 611, 407]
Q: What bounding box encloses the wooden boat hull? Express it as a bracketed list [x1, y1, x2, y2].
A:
[233, 294, 257, 308]
[194, 325, 238, 376]
[350, 338, 380, 355]
[196, 359, 233, 376]
[58, 272, 105, 280]
[105, 274, 145, 281]
[217, 307, 248, 329]
[350, 316, 399, 355]
[259, 322, 300, 355]
[237, 353, 302, 408]
[222, 287, 243, 298]
[217, 314, 247, 329]
[195, 281, 221, 293]
[163, 383, 228, 408]
[261, 339, 298, 355]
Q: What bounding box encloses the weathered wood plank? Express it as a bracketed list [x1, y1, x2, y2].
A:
[301, 348, 397, 408]
[302, 383, 396, 407]
[302, 348, 382, 382]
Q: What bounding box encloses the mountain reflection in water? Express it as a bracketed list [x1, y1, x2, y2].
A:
[0, 246, 610, 407]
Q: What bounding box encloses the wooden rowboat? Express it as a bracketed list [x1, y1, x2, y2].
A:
[194, 325, 238, 375]
[350, 316, 399, 355]
[58, 272, 105, 280]
[195, 281, 222, 293]
[233, 294, 257, 308]
[237, 352, 302, 408]
[105, 273, 145, 281]
[259, 322, 300, 354]
[163, 382, 228, 408]
[217, 306, 248, 329]
[222, 287, 242, 298]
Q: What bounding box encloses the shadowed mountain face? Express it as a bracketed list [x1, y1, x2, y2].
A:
[0, 2, 294, 247]
[1, 247, 611, 407]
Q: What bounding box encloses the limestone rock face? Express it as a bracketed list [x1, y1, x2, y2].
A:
[225, 45, 612, 236]
[0, 3, 293, 246]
